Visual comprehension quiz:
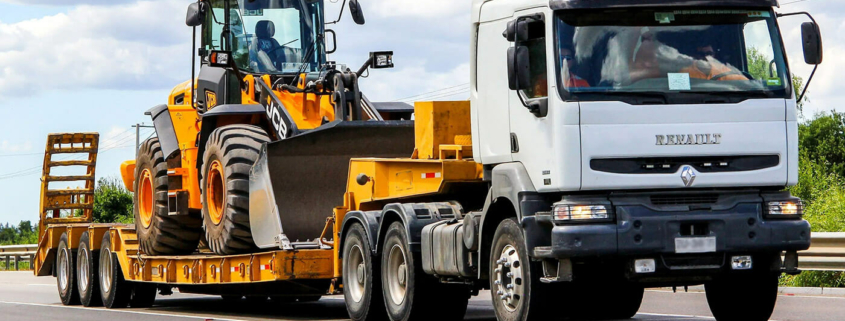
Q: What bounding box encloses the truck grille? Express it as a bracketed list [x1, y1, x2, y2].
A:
[651, 194, 719, 206]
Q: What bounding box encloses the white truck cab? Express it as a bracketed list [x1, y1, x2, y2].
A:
[466, 1, 819, 320]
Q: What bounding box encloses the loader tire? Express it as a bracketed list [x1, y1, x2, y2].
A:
[134, 137, 203, 255]
[201, 125, 270, 255]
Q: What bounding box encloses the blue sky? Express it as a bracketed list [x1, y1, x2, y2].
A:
[0, 0, 841, 227]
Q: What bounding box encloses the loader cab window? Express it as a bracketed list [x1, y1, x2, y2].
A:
[202, 0, 326, 75]
[555, 8, 791, 104]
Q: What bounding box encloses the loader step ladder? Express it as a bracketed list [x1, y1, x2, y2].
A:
[39, 133, 99, 226]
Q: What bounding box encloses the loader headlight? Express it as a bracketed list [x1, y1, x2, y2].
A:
[209, 51, 231, 67]
[369, 51, 394, 69]
[553, 204, 610, 222]
[765, 200, 803, 218]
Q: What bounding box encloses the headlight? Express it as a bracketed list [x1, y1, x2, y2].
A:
[553, 205, 610, 222]
[765, 200, 803, 218]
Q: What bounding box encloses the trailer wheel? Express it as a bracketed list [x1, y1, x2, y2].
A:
[489, 218, 551, 321]
[343, 223, 386, 321]
[201, 125, 270, 255]
[57, 233, 80, 306]
[135, 137, 203, 255]
[100, 232, 132, 309]
[129, 283, 157, 308]
[706, 272, 778, 321]
[76, 232, 102, 307]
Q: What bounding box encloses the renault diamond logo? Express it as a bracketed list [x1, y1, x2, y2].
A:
[681, 166, 696, 187]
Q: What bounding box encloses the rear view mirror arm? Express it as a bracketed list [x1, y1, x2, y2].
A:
[777, 11, 821, 103]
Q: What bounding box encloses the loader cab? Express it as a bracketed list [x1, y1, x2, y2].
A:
[192, 0, 328, 110]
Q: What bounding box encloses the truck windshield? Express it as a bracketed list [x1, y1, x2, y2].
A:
[555, 8, 790, 103]
[223, 0, 326, 74]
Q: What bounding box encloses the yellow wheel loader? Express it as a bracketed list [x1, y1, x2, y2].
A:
[120, 0, 410, 256]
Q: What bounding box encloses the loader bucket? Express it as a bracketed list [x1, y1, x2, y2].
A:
[250, 120, 415, 246]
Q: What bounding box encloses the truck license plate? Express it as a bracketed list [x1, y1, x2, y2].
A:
[674, 237, 716, 254]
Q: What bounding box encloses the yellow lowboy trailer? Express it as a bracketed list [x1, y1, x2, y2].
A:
[35, 102, 484, 313]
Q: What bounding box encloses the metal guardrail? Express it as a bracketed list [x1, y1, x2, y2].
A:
[0, 244, 36, 271]
[799, 232, 845, 271]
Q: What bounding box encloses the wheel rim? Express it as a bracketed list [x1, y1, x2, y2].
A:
[58, 248, 69, 292]
[100, 248, 112, 291]
[345, 244, 366, 303]
[206, 160, 225, 226]
[138, 169, 154, 229]
[78, 247, 89, 293]
[494, 244, 524, 312]
[386, 244, 408, 305]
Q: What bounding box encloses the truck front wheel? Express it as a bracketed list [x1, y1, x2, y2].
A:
[705, 272, 778, 321]
[201, 125, 270, 255]
[490, 218, 551, 321]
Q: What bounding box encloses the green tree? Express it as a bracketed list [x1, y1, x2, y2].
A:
[796, 112, 845, 178]
[91, 177, 135, 224]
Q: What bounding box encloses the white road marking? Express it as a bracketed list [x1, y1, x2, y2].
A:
[27, 284, 54, 286]
[0, 300, 252, 321]
[638, 312, 714, 319]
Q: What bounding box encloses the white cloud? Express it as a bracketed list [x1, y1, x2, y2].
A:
[360, 62, 470, 102]
[0, 0, 138, 5]
[367, 0, 470, 19]
[0, 140, 32, 153]
[0, 0, 192, 98]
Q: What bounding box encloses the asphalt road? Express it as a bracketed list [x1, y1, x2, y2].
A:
[0, 272, 840, 321]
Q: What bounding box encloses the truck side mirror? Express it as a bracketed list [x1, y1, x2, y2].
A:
[801, 22, 823, 65]
[186, 2, 207, 27]
[507, 46, 531, 90]
[503, 20, 530, 42]
[349, 0, 366, 25]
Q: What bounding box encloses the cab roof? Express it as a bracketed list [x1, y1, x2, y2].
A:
[550, 0, 779, 10]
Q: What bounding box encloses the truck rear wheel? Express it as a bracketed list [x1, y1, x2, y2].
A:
[57, 232, 80, 306]
[77, 232, 102, 307]
[706, 272, 778, 321]
[380, 222, 469, 321]
[100, 232, 133, 309]
[201, 125, 270, 255]
[135, 137, 203, 255]
[489, 218, 551, 321]
[343, 223, 385, 321]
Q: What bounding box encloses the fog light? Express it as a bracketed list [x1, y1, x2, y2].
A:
[553, 205, 609, 221]
[766, 200, 803, 217]
[731, 255, 752, 270]
[634, 259, 656, 273]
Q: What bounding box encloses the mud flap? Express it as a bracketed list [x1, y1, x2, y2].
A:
[250, 120, 415, 248]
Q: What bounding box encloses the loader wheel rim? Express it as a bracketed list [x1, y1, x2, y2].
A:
[138, 169, 154, 229]
[386, 244, 408, 305]
[346, 244, 366, 303]
[207, 160, 225, 226]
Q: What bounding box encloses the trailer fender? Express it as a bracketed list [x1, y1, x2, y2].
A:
[339, 211, 381, 257]
[146, 104, 180, 160]
[196, 104, 270, 172]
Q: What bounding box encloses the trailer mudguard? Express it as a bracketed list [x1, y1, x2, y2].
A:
[339, 211, 381, 257]
[146, 104, 180, 160]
